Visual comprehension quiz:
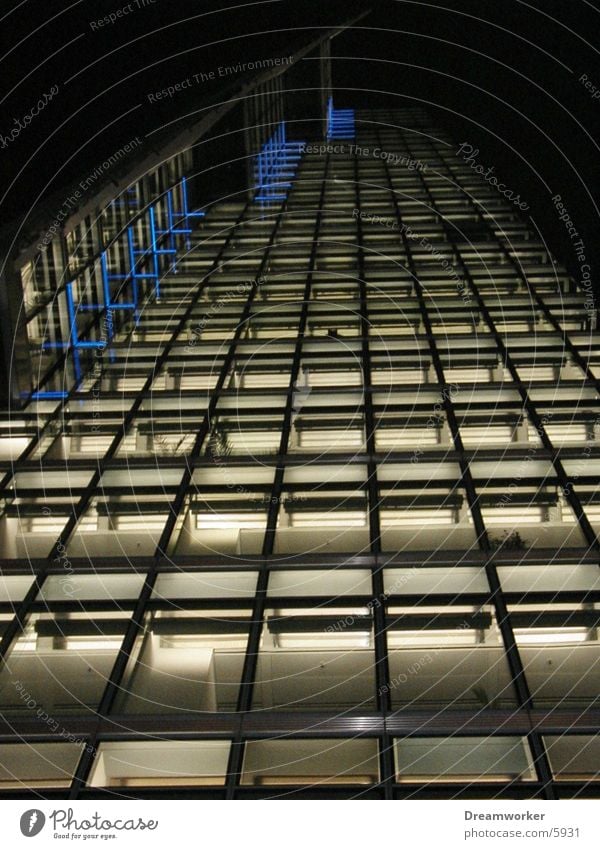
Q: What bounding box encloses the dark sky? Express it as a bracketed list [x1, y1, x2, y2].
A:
[2, 0, 600, 297]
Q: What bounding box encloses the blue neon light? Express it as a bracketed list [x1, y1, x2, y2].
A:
[253, 121, 304, 205]
[326, 97, 355, 141]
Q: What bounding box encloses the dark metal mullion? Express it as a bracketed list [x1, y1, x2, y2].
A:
[377, 142, 536, 716]
[492, 212, 599, 389]
[442, 156, 599, 554]
[353, 149, 394, 798]
[48, 211, 251, 565]
[379, 127, 548, 777]
[465, 269, 597, 552]
[30, 192, 182, 400]
[153, 256, 267, 560]
[68, 203, 253, 797]
[375, 133, 486, 545]
[408, 139, 531, 680]
[417, 138, 555, 797]
[0, 396, 72, 491]
[225, 167, 318, 797]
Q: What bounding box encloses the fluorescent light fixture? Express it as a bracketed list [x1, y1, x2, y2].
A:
[196, 513, 266, 530]
[65, 638, 123, 651]
[515, 629, 588, 645]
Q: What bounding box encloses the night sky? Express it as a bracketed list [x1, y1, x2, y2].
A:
[2, 0, 600, 299]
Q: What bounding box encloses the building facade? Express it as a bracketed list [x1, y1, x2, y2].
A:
[0, 103, 599, 799]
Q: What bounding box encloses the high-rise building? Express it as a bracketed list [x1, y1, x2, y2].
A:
[0, 50, 599, 798]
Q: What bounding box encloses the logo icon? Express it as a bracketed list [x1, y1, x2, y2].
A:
[20, 810, 45, 837]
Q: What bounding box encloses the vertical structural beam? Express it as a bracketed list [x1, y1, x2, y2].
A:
[243, 97, 256, 201]
[320, 38, 333, 140]
[398, 127, 557, 800]
[352, 152, 395, 800]
[68, 202, 252, 798]
[0, 242, 33, 406]
[226, 182, 302, 799]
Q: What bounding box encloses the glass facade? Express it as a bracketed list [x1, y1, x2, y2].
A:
[0, 107, 599, 798]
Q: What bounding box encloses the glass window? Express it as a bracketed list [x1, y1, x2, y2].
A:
[241, 738, 379, 786]
[38, 573, 145, 602]
[67, 497, 173, 557]
[512, 603, 600, 709]
[498, 562, 600, 593]
[274, 490, 370, 555]
[383, 567, 489, 596]
[252, 607, 376, 711]
[115, 609, 251, 713]
[386, 605, 517, 710]
[152, 571, 258, 599]
[543, 735, 600, 781]
[0, 575, 35, 602]
[394, 736, 536, 782]
[89, 739, 231, 787]
[0, 742, 85, 789]
[0, 611, 131, 716]
[268, 569, 372, 597]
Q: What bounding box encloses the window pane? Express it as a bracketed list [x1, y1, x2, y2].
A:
[0, 742, 84, 789]
[242, 738, 379, 786]
[89, 740, 230, 787]
[115, 609, 250, 713]
[253, 607, 376, 711]
[386, 605, 517, 710]
[543, 735, 600, 781]
[512, 603, 600, 708]
[0, 611, 130, 715]
[394, 736, 536, 782]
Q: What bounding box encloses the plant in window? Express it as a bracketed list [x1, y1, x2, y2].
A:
[206, 427, 232, 459]
[489, 530, 528, 551]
